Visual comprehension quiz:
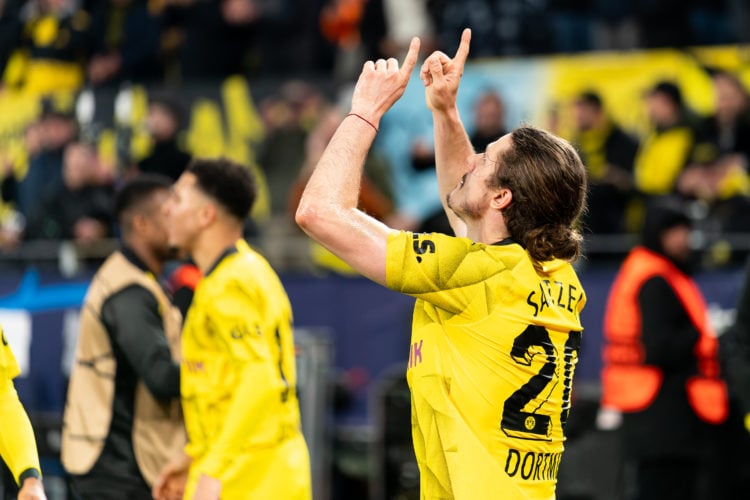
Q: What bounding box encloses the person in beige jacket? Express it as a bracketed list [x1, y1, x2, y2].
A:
[61, 174, 186, 499]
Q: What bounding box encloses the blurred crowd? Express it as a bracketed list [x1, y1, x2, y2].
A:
[2, 0, 749, 88]
[0, 0, 749, 271]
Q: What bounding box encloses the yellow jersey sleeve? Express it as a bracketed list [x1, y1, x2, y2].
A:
[0, 328, 21, 381]
[0, 328, 41, 484]
[386, 231, 518, 314]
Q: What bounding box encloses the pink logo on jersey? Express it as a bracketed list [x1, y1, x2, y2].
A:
[408, 339, 423, 368]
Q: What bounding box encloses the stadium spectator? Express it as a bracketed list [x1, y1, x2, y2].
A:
[0, 323, 47, 500]
[571, 90, 639, 234]
[1, 99, 78, 227]
[297, 30, 589, 499]
[23, 141, 113, 243]
[154, 158, 311, 499]
[1, 0, 95, 94]
[600, 196, 729, 500]
[634, 81, 697, 197]
[161, 0, 261, 83]
[86, 0, 163, 87]
[691, 70, 750, 162]
[61, 174, 185, 499]
[469, 89, 508, 154]
[256, 80, 326, 215]
[132, 94, 191, 181]
[677, 70, 750, 244]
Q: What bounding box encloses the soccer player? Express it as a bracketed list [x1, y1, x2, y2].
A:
[153, 159, 311, 500]
[61, 174, 185, 499]
[0, 326, 46, 500]
[296, 29, 588, 499]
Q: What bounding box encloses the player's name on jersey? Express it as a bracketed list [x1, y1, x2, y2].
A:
[526, 279, 583, 317]
[504, 448, 562, 481]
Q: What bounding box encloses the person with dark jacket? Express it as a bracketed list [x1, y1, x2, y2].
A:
[61, 174, 186, 499]
[572, 90, 639, 234]
[23, 142, 112, 242]
[135, 95, 192, 181]
[600, 196, 729, 500]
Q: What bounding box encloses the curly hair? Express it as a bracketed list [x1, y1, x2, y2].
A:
[186, 157, 257, 221]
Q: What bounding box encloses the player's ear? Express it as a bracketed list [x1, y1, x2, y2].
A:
[491, 188, 512, 210]
[131, 213, 147, 233]
[197, 201, 217, 227]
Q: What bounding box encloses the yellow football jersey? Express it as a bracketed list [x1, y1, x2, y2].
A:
[386, 232, 586, 500]
[0, 327, 20, 383]
[0, 325, 42, 484]
[181, 240, 311, 499]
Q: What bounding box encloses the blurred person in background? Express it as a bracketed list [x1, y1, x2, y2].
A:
[0, 0, 94, 94]
[86, 0, 163, 87]
[23, 141, 113, 243]
[634, 81, 697, 198]
[256, 80, 326, 216]
[132, 94, 192, 182]
[1, 100, 78, 231]
[0, 324, 47, 500]
[161, 0, 261, 83]
[154, 158, 310, 500]
[61, 174, 185, 499]
[298, 30, 589, 499]
[692, 70, 750, 162]
[600, 196, 729, 500]
[676, 70, 750, 252]
[571, 90, 639, 234]
[469, 89, 508, 153]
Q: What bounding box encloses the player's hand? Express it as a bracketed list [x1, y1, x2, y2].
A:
[192, 474, 221, 500]
[18, 477, 46, 500]
[152, 451, 191, 500]
[349, 37, 421, 129]
[420, 28, 471, 113]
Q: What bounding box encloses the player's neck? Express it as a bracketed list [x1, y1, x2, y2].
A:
[191, 224, 243, 275]
[465, 217, 509, 245]
[126, 237, 164, 276]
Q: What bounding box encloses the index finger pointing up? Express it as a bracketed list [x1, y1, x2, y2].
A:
[400, 37, 421, 78]
[453, 28, 472, 69]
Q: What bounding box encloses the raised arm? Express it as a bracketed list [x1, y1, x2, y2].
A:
[420, 28, 473, 237]
[296, 38, 420, 286]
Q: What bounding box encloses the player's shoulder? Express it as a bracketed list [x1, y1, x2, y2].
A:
[212, 242, 282, 289]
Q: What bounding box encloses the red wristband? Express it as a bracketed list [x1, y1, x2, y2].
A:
[346, 113, 379, 133]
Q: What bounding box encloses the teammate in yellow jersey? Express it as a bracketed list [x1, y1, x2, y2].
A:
[0, 327, 46, 500]
[153, 158, 311, 500]
[296, 29, 588, 499]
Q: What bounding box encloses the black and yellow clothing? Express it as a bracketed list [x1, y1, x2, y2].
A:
[62, 248, 185, 498]
[575, 119, 639, 234]
[0, 327, 42, 486]
[5, 4, 94, 94]
[385, 232, 585, 500]
[181, 239, 310, 499]
[634, 124, 694, 196]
